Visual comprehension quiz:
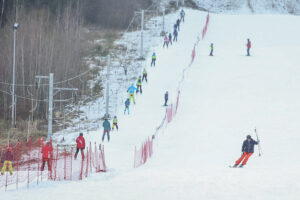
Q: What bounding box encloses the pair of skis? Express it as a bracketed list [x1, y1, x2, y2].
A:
[230, 128, 262, 168]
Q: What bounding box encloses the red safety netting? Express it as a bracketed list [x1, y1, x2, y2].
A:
[0, 138, 106, 190]
[134, 137, 154, 168]
[202, 12, 210, 39]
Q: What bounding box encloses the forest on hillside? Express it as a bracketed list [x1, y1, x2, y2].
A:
[0, 0, 152, 120]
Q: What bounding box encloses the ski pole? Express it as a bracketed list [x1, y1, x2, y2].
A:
[255, 128, 262, 156]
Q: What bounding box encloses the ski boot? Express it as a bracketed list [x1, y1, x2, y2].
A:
[239, 164, 244, 168]
[232, 164, 238, 168]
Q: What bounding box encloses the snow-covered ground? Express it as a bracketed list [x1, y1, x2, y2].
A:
[2, 8, 300, 200]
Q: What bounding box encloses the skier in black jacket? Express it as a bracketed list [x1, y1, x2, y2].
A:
[233, 135, 259, 168]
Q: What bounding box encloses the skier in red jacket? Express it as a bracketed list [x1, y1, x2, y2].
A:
[41, 142, 53, 171]
[75, 133, 85, 159]
[1, 143, 13, 175]
[246, 38, 251, 56]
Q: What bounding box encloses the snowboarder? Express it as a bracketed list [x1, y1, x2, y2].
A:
[142, 68, 148, 82]
[180, 9, 185, 22]
[164, 91, 169, 106]
[151, 52, 156, 66]
[124, 98, 130, 115]
[209, 43, 214, 56]
[232, 135, 259, 168]
[136, 76, 142, 94]
[176, 19, 180, 31]
[1, 143, 13, 175]
[246, 38, 251, 56]
[173, 29, 178, 42]
[127, 84, 138, 104]
[41, 141, 53, 171]
[102, 118, 111, 142]
[168, 33, 172, 45]
[112, 116, 119, 131]
[163, 35, 169, 48]
[74, 133, 85, 160]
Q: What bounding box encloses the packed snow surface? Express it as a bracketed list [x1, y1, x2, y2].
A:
[2, 9, 300, 200]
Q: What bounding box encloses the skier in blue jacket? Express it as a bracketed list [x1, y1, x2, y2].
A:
[124, 98, 130, 114]
[102, 119, 111, 142]
[173, 29, 178, 42]
[127, 84, 137, 104]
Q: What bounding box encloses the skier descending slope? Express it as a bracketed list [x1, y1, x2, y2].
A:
[127, 84, 137, 104]
[164, 91, 169, 106]
[163, 35, 169, 48]
[124, 98, 130, 115]
[136, 76, 142, 94]
[232, 135, 259, 168]
[74, 133, 85, 160]
[246, 38, 251, 56]
[180, 9, 185, 22]
[102, 118, 111, 142]
[209, 43, 214, 56]
[112, 116, 119, 131]
[151, 52, 156, 66]
[173, 29, 178, 42]
[142, 68, 147, 82]
[168, 33, 172, 45]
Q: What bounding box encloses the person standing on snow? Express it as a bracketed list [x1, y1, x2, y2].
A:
[1, 143, 13, 175]
[74, 133, 85, 160]
[164, 91, 169, 106]
[142, 68, 148, 82]
[246, 38, 251, 56]
[176, 19, 180, 31]
[180, 9, 185, 22]
[163, 35, 169, 48]
[209, 43, 214, 56]
[136, 76, 143, 94]
[41, 142, 53, 171]
[102, 118, 111, 142]
[127, 84, 138, 104]
[174, 23, 178, 32]
[173, 29, 178, 42]
[112, 116, 119, 131]
[151, 52, 156, 66]
[168, 33, 172, 45]
[124, 98, 130, 115]
[232, 135, 259, 168]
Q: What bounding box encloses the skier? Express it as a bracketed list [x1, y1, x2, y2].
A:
[1, 143, 13, 175]
[102, 118, 111, 142]
[180, 9, 185, 22]
[232, 135, 259, 168]
[112, 116, 119, 131]
[41, 141, 53, 171]
[176, 19, 180, 31]
[163, 35, 169, 48]
[142, 68, 148, 82]
[124, 98, 130, 115]
[74, 133, 85, 160]
[173, 23, 177, 32]
[127, 84, 137, 104]
[151, 52, 156, 66]
[164, 91, 169, 106]
[173, 29, 178, 42]
[209, 43, 214, 56]
[168, 33, 172, 45]
[136, 76, 142, 94]
[246, 38, 251, 56]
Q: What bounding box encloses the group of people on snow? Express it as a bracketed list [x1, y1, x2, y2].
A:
[209, 39, 251, 56]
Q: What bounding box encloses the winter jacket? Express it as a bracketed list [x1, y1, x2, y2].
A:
[176, 19, 180, 26]
[137, 78, 142, 86]
[210, 44, 214, 50]
[168, 33, 172, 41]
[125, 99, 130, 107]
[4, 147, 13, 161]
[76, 135, 85, 149]
[143, 69, 147, 75]
[165, 92, 168, 100]
[164, 36, 168, 42]
[180, 10, 185, 17]
[103, 120, 111, 131]
[42, 144, 53, 159]
[173, 29, 178, 37]
[247, 41, 251, 48]
[113, 118, 118, 124]
[152, 53, 156, 60]
[127, 85, 137, 94]
[242, 139, 258, 153]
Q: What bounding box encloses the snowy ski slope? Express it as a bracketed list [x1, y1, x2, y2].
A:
[2, 9, 300, 200]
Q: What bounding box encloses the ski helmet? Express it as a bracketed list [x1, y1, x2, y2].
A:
[246, 135, 251, 139]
